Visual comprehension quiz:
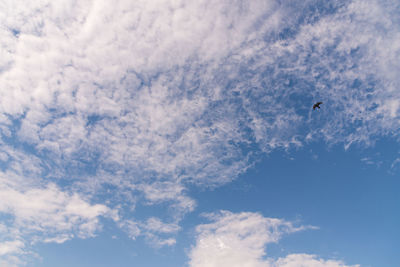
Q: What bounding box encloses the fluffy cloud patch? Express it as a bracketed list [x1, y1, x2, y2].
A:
[0, 168, 117, 264]
[0, 179, 116, 240]
[0, 240, 24, 256]
[189, 211, 358, 267]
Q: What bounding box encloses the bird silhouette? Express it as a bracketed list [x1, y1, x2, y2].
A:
[313, 102, 323, 110]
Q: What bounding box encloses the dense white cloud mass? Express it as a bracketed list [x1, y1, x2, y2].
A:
[189, 210, 304, 267]
[0, 0, 398, 265]
[189, 211, 358, 267]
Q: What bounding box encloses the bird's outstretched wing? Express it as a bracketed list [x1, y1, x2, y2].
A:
[313, 102, 323, 110]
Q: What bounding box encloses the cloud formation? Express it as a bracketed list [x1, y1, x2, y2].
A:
[189, 211, 358, 267]
[0, 0, 399, 264]
[0, 170, 117, 265]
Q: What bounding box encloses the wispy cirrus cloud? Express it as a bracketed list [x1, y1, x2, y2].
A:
[282, 0, 400, 147]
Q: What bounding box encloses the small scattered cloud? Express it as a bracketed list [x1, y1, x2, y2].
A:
[144, 233, 177, 248]
[118, 217, 180, 248]
[144, 217, 180, 234]
[274, 254, 360, 267]
[118, 219, 141, 240]
[390, 158, 400, 172]
[360, 156, 383, 168]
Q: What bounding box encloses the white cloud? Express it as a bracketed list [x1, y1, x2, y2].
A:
[118, 219, 141, 240]
[119, 216, 181, 248]
[390, 157, 400, 172]
[274, 254, 359, 267]
[0, 257, 24, 267]
[0, 169, 117, 263]
[0, 241, 24, 256]
[140, 182, 196, 217]
[188, 210, 357, 267]
[144, 233, 177, 248]
[144, 217, 180, 234]
[0, 181, 115, 239]
[118, 217, 180, 248]
[140, 217, 181, 247]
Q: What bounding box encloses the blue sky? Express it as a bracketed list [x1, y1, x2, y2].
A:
[0, 0, 399, 266]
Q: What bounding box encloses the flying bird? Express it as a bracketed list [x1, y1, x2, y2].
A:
[313, 102, 323, 110]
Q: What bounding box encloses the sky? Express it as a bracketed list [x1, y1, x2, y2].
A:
[0, 0, 399, 266]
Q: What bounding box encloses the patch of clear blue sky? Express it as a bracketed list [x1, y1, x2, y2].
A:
[191, 138, 400, 267]
[33, 138, 399, 267]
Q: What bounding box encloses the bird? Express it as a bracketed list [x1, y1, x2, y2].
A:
[313, 102, 323, 110]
